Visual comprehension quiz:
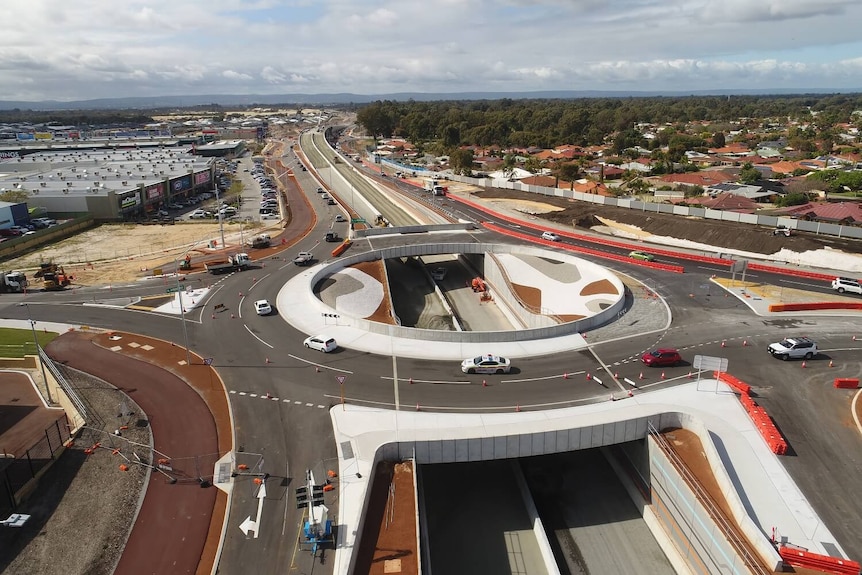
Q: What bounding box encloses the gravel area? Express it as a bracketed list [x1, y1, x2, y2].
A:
[0, 365, 150, 575]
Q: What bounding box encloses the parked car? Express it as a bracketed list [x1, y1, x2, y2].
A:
[168, 203, 184, 210]
[0, 228, 22, 237]
[629, 250, 655, 262]
[641, 348, 682, 367]
[254, 299, 272, 316]
[541, 231, 559, 242]
[303, 335, 337, 353]
[461, 354, 511, 374]
[767, 337, 818, 361]
[189, 209, 210, 219]
[832, 277, 862, 295]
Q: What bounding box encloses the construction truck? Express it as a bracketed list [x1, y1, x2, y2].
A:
[423, 178, 439, 192]
[34, 262, 72, 291]
[205, 253, 251, 275]
[0, 271, 28, 293]
[246, 234, 272, 249]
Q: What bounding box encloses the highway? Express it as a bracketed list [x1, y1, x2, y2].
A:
[4, 126, 862, 573]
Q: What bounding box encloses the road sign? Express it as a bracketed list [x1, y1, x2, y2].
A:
[693, 355, 728, 372]
[335, 376, 346, 385]
[166, 286, 182, 293]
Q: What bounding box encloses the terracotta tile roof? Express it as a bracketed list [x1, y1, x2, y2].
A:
[700, 192, 760, 212]
[767, 161, 809, 174]
[780, 202, 862, 223]
[659, 170, 735, 186]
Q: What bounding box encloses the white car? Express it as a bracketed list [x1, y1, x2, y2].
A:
[303, 335, 337, 353]
[254, 299, 272, 316]
[189, 209, 209, 219]
[461, 354, 511, 374]
[334, 214, 346, 222]
[541, 231, 559, 242]
[832, 277, 862, 295]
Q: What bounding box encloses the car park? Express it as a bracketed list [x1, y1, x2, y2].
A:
[767, 337, 817, 361]
[461, 354, 511, 374]
[641, 348, 682, 367]
[541, 231, 559, 241]
[303, 335, 337, 353]
[629, 250, 655, 262]
[832, 277, 862, 295]
[254, 299, 272, 316]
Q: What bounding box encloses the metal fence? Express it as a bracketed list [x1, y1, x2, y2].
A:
[0, 414, 71, 516]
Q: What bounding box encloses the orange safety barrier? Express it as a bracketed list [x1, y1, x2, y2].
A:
[331, 240, 352, 257]
[769, 301, 862, 312]
[322, 484, 335, 492]
[748, 262, 837, 282]
[834, 378, 860, 389]
[779, 546, 861, 575]
[713, 371, 751, 395]
[714, 371, 787, 455]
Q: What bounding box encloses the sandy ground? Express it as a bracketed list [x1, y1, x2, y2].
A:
[5, 221, 272, 286]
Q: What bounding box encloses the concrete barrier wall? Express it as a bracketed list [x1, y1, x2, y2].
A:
[511, 460, 562, 575]
[676, 409, 783, 570]
[648, 435, 776, 575]
[355, 223, 475, 238]
[446, 174, 862, 240]
[309, 242, 625, 343]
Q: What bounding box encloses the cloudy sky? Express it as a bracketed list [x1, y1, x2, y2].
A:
[3, 0, 862, 102]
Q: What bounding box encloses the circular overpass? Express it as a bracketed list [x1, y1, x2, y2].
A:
[277, 242, 626, 359]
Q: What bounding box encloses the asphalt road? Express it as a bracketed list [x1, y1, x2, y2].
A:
[5, 135, 862, 572]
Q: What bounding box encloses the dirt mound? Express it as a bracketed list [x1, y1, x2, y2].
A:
[474, 188, 862, 256]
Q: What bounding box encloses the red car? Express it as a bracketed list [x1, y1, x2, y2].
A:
[641, 348, 682, 367]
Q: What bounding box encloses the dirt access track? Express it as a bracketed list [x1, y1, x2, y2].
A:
[473, 188, 862, 258]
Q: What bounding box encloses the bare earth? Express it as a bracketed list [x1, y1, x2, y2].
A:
[4, 221, 279, 286]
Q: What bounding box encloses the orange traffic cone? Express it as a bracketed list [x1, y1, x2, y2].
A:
[661, 371, 666, 380]
[828, 359, 834, 367]
[482, 380, 487, 387]
[743, 340, 748, 347]
[563, 372, 569, 379]
[416, 403, 420, 411]
[265, 357, 271, 364]
[721, 340, 726, 348]
[315, 366, 320, 373]
[408, 377, 413, 384]
[586, 373, 592, 381]
[801, 361, 806, 368]
[687, 371, 693, 378]
[515, 404, 521, 412]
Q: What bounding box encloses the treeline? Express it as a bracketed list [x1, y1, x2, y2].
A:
[355, 94, 862, 150]
[0, 109, 155, 127]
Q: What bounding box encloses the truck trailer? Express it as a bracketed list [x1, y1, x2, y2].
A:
[205, 253, 251, 275]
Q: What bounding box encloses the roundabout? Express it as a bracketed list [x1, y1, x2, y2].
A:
[276, 241, 627, 360]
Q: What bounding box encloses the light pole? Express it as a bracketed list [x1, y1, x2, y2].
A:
[214, 188, 226, 249]
[174, 258, 192, 366]
[19, 303, 52, 404]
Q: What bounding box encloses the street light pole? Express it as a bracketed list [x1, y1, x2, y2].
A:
[214, 187, 226, 249]
[174, 258, 192, 366]
[19, 303, 52, 404]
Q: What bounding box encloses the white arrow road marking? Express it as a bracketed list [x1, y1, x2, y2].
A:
[238, 482, 267, 538]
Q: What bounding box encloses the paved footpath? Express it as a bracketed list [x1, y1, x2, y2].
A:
[46, 331, 232, 575]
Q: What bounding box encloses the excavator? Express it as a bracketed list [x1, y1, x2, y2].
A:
[34, 262, 72, 291]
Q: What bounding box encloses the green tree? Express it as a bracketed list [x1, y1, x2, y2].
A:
[555, 162, 581, 182]
[738, 162, 761, 184]
[449, 148, 474, 176]
[712, 132, 726, 147]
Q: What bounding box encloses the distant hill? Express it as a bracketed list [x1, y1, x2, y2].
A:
[0, 88, 859, 111]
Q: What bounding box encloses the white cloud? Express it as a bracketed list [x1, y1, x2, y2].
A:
[0, 0, 861, 101]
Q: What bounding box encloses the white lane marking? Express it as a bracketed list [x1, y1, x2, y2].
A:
[287, 353, 352, 373]
[246, 273, 272, 293]
[238, 295, 245, 319]
[243, 324, 275, 348]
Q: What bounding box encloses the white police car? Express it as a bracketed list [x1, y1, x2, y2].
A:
[461, 354, 511, 374]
